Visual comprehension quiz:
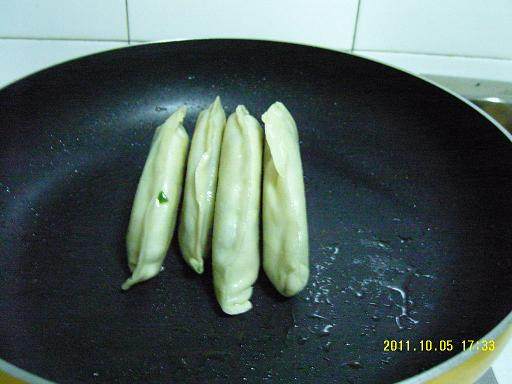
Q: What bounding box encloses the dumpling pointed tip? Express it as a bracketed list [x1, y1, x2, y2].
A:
[216, 287, 254, 315]
[235, 104, 249, 116]
[262, 101, 289, 122]
[162, 105, 187, 126]
[270, 101, 285, 109]
[189, 258, 204, 274]
[220, 300, 253, 316]
[210, 96, 223, 113]
[121, 280, 133, 291]
[279, 266, 309, 297]
[175, 105, 187, 120]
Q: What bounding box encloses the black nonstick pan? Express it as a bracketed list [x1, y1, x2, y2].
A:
[0, 40, 511, 384]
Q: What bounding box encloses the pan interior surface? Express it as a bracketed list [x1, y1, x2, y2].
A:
[0, 40, 511, 384]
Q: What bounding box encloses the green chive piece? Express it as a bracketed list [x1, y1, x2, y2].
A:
[157, 191, 169, 204]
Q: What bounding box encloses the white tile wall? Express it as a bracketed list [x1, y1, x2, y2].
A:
[0, 2, 511, 383]
[1, 0, 512, 85]
[0, 0, 127, 40]
[354, 51, 512, 82]
[127, 0, 359, 50]
[354, 0, 512, 60]
[1, 0, 511, 86]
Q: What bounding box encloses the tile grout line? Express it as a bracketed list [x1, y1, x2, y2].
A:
[125, 0, 131, 44]
[0, 36, 127, 43]
[353, 48, 512, 62]
[350, 0, 362, 52]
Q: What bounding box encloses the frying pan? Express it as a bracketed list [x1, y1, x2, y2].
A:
[0, 39, 511, 384]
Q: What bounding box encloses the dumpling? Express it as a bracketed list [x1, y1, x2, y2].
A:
[261, 102, 309, 297]
[122, 106, 189, 290]
[178, 97, 226, 274]
[212, 105, 263, 315]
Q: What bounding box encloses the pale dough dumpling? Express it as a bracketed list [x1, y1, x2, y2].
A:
[178, 97, 226, 274]
[212, 105, 263, 315]
[262, 102, 309, 297]
[122, 106, 189, 290]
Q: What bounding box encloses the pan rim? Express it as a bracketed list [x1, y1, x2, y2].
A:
[0, 38, 510, 384]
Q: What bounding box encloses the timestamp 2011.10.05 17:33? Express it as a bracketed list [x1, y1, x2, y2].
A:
[383, 339, 496, 353]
